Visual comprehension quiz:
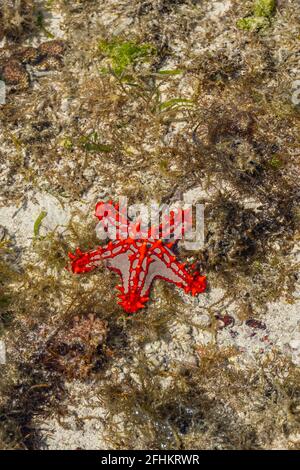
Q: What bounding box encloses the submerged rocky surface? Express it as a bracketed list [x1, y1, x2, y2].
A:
[0, 0, 299, 450]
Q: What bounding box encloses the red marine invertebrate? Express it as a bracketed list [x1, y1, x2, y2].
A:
[68, 202, 206, 313]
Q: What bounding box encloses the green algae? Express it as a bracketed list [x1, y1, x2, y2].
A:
[33, 211, 47, 238]
[268, 155, 284, 170]
[237, 0, 276, 31]
[157, 69, 183, 76]
[99, 39, 157, 77]
[158, 97, 194, 112]
[36, 11, 55, 39]
[79, 132, 113, 153]
[237, 16, 270, 31]
[253, 0, 276, 17]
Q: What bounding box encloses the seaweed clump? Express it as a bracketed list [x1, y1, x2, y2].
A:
[0, 40, 66, 93]
[0, 225, 127, 449]
[237, 0, 276, 31]
[99, 38, 157, 77]
[98, 349, 300, 450]
[0, 0, 36, 42]
[0, 235, 17, 335]
[0, 352, 66, 449]
[43, 314, 109, 379]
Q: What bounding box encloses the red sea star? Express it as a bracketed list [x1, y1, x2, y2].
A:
[68, 201, 206, 313]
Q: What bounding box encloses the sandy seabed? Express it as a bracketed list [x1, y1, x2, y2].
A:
[0, 0, 299, 450]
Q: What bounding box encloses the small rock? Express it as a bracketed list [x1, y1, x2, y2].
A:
[215, 313, 235, 329]
[230, 330, 238, 338]
[289, 339, 300, 350]
[246, 319, 266, 330]
[198, 313, 211, 327]
[38, 40, 65, 57]
[15, 46, 39, 64]
[1, 59, 29, 89]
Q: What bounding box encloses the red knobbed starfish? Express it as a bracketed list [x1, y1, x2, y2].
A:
[68, 201, 206, 313]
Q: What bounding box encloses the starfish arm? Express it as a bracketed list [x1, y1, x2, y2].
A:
[146, 241, 206, 296]
[68, 240, 128, 274]
[116, 242, 152, 313]
[68, 247, 104, 273]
